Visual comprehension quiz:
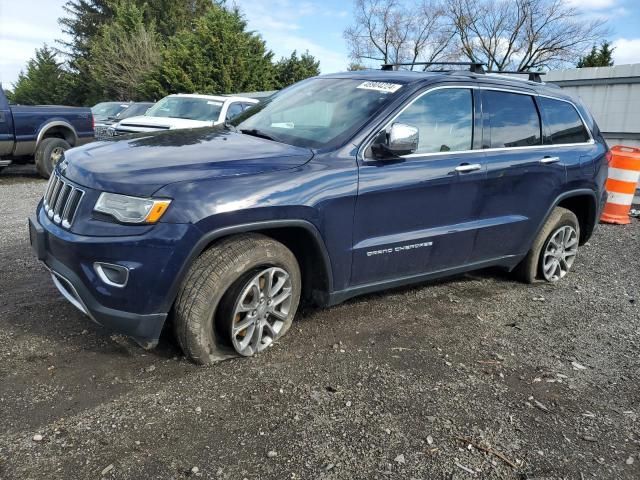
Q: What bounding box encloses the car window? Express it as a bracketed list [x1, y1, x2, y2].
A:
[234, 78, 405, 149]
[394, 88, 473, 154]
[92, 102, 129, 118]
[226, 103, 244, 120]
[483, 91, 541, 148]
[146, 97, 223, 121]
[538, 97, 590, 144]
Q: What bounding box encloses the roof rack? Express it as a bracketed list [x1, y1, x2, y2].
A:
[381, 61, 485, 74]
[380, 62, 545, 83]
[486, 70, 545, 83]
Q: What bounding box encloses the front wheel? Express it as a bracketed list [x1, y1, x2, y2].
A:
[173, 234, 301, 365]
[514, 207, 580, 283]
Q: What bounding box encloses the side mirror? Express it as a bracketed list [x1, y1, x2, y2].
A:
[371, 123, 419, 158]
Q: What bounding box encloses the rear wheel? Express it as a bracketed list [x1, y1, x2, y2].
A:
[35, 137, 71, 178]
[173, 234, 301, 365]
[514, 207, 580, 283]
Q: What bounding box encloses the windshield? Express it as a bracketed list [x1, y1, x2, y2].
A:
[117, 103, 153, 120]
[146, 96, 223, 121]
[92, 102, 129, 118]
[233, 78, 405, 149]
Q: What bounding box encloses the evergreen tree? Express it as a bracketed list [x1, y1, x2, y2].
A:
[143, 6, 276, 98]
[10, 46, 72, 105]
[273, 51, 320, 89]
[577, 41, 615, 68]
[89, 2, 161, 100]
[57, 0, 217, 104]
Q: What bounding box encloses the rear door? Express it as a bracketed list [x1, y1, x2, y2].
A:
[0, 93, 14, 156]
[537, 96, 596, 183]
[471, 89, 566, 262]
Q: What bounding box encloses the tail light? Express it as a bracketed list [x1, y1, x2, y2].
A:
[605, 150, 612, 165]
[92, 114, 95, 131]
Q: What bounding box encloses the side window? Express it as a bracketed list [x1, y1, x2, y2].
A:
[538, 97, 590, 144]
[394, 88, 473, 154]
[226, 103, 244, 120]
[483, 91, 541, 148]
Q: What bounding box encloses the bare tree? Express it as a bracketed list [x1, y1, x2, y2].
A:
[344, 0, 454, 69]
[448, 0, 608, 71]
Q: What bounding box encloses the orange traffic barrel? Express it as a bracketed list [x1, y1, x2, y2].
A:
[600, 145, 640, 225]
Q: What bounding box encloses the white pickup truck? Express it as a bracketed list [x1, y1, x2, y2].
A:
[111, 94, 259, 135]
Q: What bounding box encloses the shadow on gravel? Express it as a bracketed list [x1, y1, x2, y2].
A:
[0, 163, 42, 184]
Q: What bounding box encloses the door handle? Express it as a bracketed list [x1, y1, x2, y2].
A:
[455, 163, 482, 173]
[539, 156, 560, 164]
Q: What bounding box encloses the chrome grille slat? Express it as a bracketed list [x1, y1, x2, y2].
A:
[41, 171, 85, 228]
[45, 175, 59, 207]
[44, 175, 56, 207]
[48, 180, 63, 218]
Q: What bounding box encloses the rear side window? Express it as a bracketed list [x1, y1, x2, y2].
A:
[538, 97, 590, 144]
[483, 91, 541, 148]
[395, 88, 473, 154]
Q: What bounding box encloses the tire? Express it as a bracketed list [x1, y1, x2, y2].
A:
[173, 233, 301, 365]
[35, 137, 71, 179]
[513, 207, 580, 284]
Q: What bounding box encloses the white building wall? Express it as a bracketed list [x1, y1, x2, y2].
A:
[545, 64, 640, 148]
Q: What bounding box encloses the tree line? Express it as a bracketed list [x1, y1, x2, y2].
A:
[344, 0, 612, 72]
[8, 0, 320, 106]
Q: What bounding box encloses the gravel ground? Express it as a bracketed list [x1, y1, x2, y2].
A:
[1, 164, 639, 480]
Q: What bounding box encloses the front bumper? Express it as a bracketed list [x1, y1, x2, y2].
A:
[29, 210, 198, 348]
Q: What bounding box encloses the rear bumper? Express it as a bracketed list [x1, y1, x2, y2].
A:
[28, 211, 197, 348]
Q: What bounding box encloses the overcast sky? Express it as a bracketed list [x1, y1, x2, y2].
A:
[1, 0, 639, 88]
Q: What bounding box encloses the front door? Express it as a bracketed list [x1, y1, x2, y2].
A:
[351, 86, 486, 286]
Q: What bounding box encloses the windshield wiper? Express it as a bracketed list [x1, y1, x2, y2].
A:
[240, 128, 278, 142]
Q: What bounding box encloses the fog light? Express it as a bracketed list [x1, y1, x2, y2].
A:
[94, 262, 129, 287]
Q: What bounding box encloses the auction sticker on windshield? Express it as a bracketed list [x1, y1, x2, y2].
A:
[357, 81, 402, 93]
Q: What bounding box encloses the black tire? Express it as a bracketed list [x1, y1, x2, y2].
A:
[35, 137, 71, 179]
[513, 206, 580, 283]
[173, 233, 301, 365]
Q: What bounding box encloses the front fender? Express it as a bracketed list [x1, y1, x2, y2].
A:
[159, 219, 334, 313]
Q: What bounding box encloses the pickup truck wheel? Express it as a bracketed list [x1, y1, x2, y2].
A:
[35, 137, 71, 178]
[173, 234, 301, 365]
[513, 207, 580, 283]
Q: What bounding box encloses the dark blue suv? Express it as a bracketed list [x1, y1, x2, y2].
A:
[29, 68, 609, 364]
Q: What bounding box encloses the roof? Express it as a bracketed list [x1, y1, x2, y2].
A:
[320, 69, 571, 100]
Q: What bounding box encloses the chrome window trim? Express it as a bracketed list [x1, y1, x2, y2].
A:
[359, 84, 595, 161]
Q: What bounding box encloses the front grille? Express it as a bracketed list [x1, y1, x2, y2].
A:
[42, 171, 85, 228]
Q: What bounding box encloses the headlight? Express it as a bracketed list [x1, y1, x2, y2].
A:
[94, 193, 171, 224]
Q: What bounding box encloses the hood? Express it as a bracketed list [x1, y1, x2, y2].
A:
[62, 128, 314, 196]
[116, 115, 214, 132]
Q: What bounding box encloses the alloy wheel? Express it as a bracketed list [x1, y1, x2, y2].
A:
[542, 225, 578, 282]
[50, 147, 65, 166]
[229, 267, 292, 356]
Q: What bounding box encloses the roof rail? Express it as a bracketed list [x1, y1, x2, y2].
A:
[381, 61, 485, 74]
[485, 70, 546, 83]
[379, 62, 545, 83]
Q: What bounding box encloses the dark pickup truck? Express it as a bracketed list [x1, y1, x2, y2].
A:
[0, 87, 94, 178]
